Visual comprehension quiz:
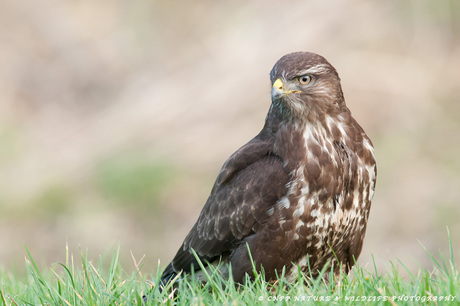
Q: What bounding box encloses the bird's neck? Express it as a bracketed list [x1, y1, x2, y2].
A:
[262, 106, 352, 167]
[263, 102, 346, 136]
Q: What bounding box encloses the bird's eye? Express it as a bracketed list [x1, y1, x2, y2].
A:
[298, 75, 312, 85]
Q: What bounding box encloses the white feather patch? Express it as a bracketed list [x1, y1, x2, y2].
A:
[276, 197, 291, 210]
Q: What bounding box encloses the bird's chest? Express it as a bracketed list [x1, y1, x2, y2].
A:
[284, 126, 344, 212]
[275, 125, 359, 248]
[276, 123, 345, 197]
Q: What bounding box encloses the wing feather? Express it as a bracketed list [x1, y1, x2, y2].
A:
[165, 137, 289, 275]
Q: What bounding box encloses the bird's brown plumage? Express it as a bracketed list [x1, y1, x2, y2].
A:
[160, 51, 377, 285]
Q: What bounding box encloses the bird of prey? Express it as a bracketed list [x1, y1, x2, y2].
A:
[160, 51, 377, 286]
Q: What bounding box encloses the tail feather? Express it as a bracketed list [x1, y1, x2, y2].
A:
[159, 265, 179, 292]
[142, 263, 179, 303]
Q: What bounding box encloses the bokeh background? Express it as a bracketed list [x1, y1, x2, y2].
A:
[1, 0, 459, 277]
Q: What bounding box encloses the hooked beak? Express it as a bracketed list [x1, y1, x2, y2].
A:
[271, 78, 301, 101]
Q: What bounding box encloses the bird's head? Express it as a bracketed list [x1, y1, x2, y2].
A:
[269, 52, 345, 119]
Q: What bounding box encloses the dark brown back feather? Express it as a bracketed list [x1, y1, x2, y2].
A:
[165, 135, 290, 277]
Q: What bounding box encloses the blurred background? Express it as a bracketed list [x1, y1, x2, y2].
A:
[1, 0, 459, 277]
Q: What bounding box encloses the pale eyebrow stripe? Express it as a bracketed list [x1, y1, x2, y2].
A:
[298, 64, 329, 75]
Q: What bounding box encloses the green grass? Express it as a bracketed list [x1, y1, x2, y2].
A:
[1, 234, 459, 305]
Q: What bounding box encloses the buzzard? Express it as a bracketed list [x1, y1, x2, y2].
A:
[160, 51, 376, 286]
